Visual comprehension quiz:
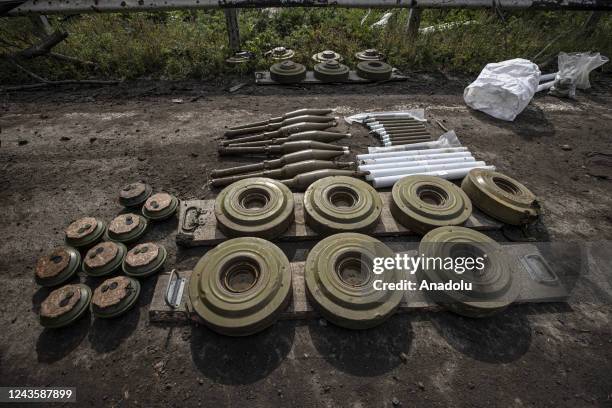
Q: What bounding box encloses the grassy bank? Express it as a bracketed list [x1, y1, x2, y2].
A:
[1, 9, 611, 83]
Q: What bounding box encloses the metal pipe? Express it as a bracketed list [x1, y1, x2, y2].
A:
[365, 161, 486, 179]
[372, 165, 496, 188]
[369, 123, 425, 130]
[366, 118, 420, 124]
[381, 135, 431, 141]
[383, 139, 433, 146]
[9, 1, 611, 15]
[225, 115, 339, 137]
[359, 155, 474, 170]
[367, 140, 455, 153]
[358, 146, 468, 160]
[360, 151, 473, 166]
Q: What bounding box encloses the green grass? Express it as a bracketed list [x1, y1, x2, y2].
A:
[0, 9, 610, 83]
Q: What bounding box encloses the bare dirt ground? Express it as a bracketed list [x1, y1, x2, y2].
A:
[1, 73, 611, 407]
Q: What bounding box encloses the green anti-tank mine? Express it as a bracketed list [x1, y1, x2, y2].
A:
[304, 176, 382, 233]
[35, 246, 81, 287]
[122, 242, 167, 278]
[390, 175, 472, 234]
[304, 233, 404, 329]
[91, 276, 141, 319]
[356, 61, 393, 81]
[188, 237, 292, 336]
[314, 60, 350, 82]
[269, 60, 307, 84]
[142, 192, 179, 221]
[214, 177, 295, 239]
[82, 241, 127, 277]
[40, 284, 91, 329]
[312, 50, 343, 63]
[461, 169, 540, 225]
[104, 213, 148, 244]
[64, 216, 106, 248]
[418, 226, 521, 318]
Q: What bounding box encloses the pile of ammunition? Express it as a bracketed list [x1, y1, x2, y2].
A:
[362, 114, 432, 147]
[213, 108, 363, 189]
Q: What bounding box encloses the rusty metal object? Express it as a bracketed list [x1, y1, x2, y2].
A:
[356, 61, 393, 81]
[64, 216, 106, 247]
[269, 60, 307, 84]
[119, 181, 152, 208]
[122, 242, 167, 278]
[313, 60, 350, 82]
[188, 237, 292, 336]
[224, 130, 349, 147]
[211, 160, 355, 187]
[224, 116, 338, 138]
[312, 50, 343, 63]
[461, 169, 541, 225]
[304, 176, 382, 233]
[91, 276, 141, 318]
[219, 140, 348, 156]
[82, 241, 127, 277]
[390, 175, 472, 234]
[215, 177, 295, 239]
[224, 121, 337, 143]
[355, 48, 384, 61]
[105, 213, 148, 243]
[281, 169, 367, 191]
[142, 192, 179, 221]
[230, 108, 333, 130]
[35, 246, 81, 287]
[418, 226, 521, 317]
[266, 46, 295, 60]
[304, 233, 403, 329]
[212, 149, 347, 178]
[40, 284, 91, 328]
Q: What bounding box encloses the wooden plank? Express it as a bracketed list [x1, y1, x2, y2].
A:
[149, 244, 570, 324]
[254, 70, 408, 85]
[176, 193, 503, 247]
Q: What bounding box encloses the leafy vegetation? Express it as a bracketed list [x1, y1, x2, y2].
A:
[1, 9, 610, 83]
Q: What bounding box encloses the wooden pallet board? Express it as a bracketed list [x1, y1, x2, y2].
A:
[176, 193, 503, 247]
[149, 244, 569, 324]
[255, 70, 407, 85]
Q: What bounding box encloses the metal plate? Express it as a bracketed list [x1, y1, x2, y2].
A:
[82, 241, 127, 277]
[119, 181, 152, 208]
[91, 276, 141, 318]
[35, 246, 81, 287]
[269, 60, 307, 84]
[255, 69, 407, 85]
[40, 284, 91, 328]
[461, 169, 541, 225]
[188, 237, 292, 336]
[418, 226, 521, 318]
[122, 242, 167, 278]
[105, 213, 148, 243]
[64, 217, 106, 247]
[304, 233, 403, 329]
[356, 61, 392, 81]
[304, 176, 382, 234]
[390, 175, 473, 234]
[142, 192, 179, 221]
[214, 177, 295, 239]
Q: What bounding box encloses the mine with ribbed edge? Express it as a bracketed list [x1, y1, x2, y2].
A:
[269, 60, 307, 84]
[39, 284, 91, 328]
[82, 241, 127, 277]
[355, 48, 384, 61]
[312, 50, 343, 63]
[418, 226, 521, 318]
[188, 237, 292, 336]
[119, 181, 152, 208]
[105, 213, 148, 243]
[391, 175, 473, 234]
[305, 233, 403, 329]
[142, 192, 179, 221]
[356, 60, 392, 81]
[304, 176, 382, 233]
[35, 246, 81, 287]
[461, 169, 540, 225]
[91, 276, 141, 318]
[64, 216, 106, 247]
[215, 177, 295, 239]
[314, 60, 350, 82]
[122, 242, 167, 278]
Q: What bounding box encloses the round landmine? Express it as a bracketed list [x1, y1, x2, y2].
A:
[355, 48, 384, 61]
[461, 169, 541, 225]
[119, 181, 152, 208]
[313, 60, 350, 82]
[122, 242, 167, 278]
[226, 51, 255, 64]
[91, 276, 141, 318]
[304, 176, 382, 234]
[356, 60, 393, 81]
[214, 177, 295, 239]
[269, 60, 307, 84]
[418, 226, 521, 318]
[64, 216, 106, 247]
[105, 213, 148, 244]
[142, 192, 179, 221]
[267, 46, 295, 60]
[35, 246, 81, 287]
[82, 241, 127, 277]
[188, 237, 292, 336]
[39, 284, 91, 328]
[390, 175, 473, 235]
[312, 50, 343, 63]
[304, 233, 403, 329]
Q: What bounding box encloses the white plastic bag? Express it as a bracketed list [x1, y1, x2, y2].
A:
[556, 52, 609, 90]
[464, 58, 541, 121]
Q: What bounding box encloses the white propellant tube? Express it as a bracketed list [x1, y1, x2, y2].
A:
[365, 161, 487, 180]
[360, 151, 473, 165]
[359, 156, 475, 171]
[367, 140, 453, 153]
[372, 165, 496, 188]
[358, 147, 468, 161]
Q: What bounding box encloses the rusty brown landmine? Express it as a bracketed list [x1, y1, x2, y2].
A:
[65, 217, 97, 239]
[125, 243, 159, 268]
[145, 193, 173, 212]
[92, 276, 132, 310]
[36, 248, 70, 279]
[120, 182, 146, 200]
[40, 284, 82, 319]
[84, 242, 119, 269]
